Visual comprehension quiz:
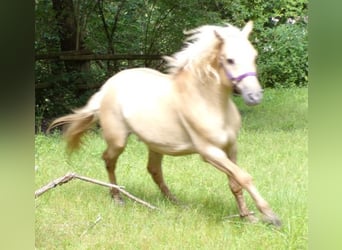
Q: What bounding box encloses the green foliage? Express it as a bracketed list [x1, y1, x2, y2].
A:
[257, 23, 308, 88]
[35, 88, 308, 249]
[35, 0, 308, 126]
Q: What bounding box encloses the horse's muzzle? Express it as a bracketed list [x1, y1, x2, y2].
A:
[242, 90, 263, 106]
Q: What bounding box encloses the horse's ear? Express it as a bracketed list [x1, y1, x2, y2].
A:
[214, 30, 224, 43]
[241, 21, 253, 38]
[213, 30, 224, 55]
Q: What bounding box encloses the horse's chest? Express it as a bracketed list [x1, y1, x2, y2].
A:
[192, 117, 237, 148]
[208, 126, 236, 148]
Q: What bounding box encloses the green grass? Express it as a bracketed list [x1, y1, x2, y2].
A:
[35, 87, 308, 249]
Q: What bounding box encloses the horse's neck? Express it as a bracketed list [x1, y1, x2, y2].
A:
[185, 75, 230, 109]
[175, 71, 233, 118]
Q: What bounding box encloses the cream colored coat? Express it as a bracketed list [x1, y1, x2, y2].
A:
[49, 21, 281, 227]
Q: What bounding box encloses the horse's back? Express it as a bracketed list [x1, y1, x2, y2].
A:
[103, 68, 175, 115]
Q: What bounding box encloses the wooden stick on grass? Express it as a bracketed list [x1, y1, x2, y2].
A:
[35, 172, 158, 210]
[224, 211, 255, 219]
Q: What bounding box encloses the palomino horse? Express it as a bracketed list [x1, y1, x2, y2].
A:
[48, 21, 281, 226]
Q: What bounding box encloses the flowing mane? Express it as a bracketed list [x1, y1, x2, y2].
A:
[164, 23, 243, 82]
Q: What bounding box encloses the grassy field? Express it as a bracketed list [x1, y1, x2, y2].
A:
[35, 87, 308, 249]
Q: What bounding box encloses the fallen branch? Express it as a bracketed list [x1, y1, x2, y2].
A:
[224, 211, 256, 219]
[34, 172, 75, 197]
[35, 172, 157, 210]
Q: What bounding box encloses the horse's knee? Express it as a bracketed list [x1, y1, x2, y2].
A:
[202, 146, 227, 160]
[102, 151, 113, 168]
[147, 167, 156, 177]
[226, 168, 254, 192]
[239, 172, 253, 189]
[147, 163, 159, 175]
[102, 144, 125, 159]
[202, 146, 251, 181]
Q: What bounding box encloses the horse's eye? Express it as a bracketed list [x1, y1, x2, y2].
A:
[227, 58, 235, 65]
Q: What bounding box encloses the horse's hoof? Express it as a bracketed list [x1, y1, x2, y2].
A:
[110, 193, 125, 206]
[169, 197, 180, 205]
[244, 214, 259, 223]
[262, 213, 282, 227]
[114, 198, 125, 206]
[165, 194, 179, 204]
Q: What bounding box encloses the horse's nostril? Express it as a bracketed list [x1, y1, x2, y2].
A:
[247, 93, 255, 101]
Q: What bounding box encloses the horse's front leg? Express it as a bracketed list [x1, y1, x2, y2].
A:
[225, 144, 258, 223]
[201, 144, 281, 227]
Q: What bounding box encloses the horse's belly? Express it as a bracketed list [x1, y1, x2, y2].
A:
[146, 141, 196, 156]
[128, 114, 195, 155]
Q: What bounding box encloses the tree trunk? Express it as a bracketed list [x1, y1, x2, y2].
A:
[51, 0, 90, 80]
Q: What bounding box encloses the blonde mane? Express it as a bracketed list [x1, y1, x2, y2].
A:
[164, 24, 242, 82]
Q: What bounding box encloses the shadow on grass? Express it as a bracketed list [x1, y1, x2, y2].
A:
[99, 182, 242, 223]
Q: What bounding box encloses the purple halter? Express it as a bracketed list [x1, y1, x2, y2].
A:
[225, 71, 257, 84]
[221, 62, 257, 85]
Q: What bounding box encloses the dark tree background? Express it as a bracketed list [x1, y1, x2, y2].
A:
[35, 0, 308, 132]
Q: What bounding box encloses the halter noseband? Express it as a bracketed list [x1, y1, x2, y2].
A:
[225, 71, 257, 84]
[220, 61, 257, 86]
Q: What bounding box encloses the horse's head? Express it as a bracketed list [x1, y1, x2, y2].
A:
[166, 21, 263, 106]
[217, 21, 263, 106]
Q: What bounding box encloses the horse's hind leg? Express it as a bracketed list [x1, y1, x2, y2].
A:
[147, 149, 178, 203]
[100, 107, 128, 204]
[102, 143, 125, 204]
